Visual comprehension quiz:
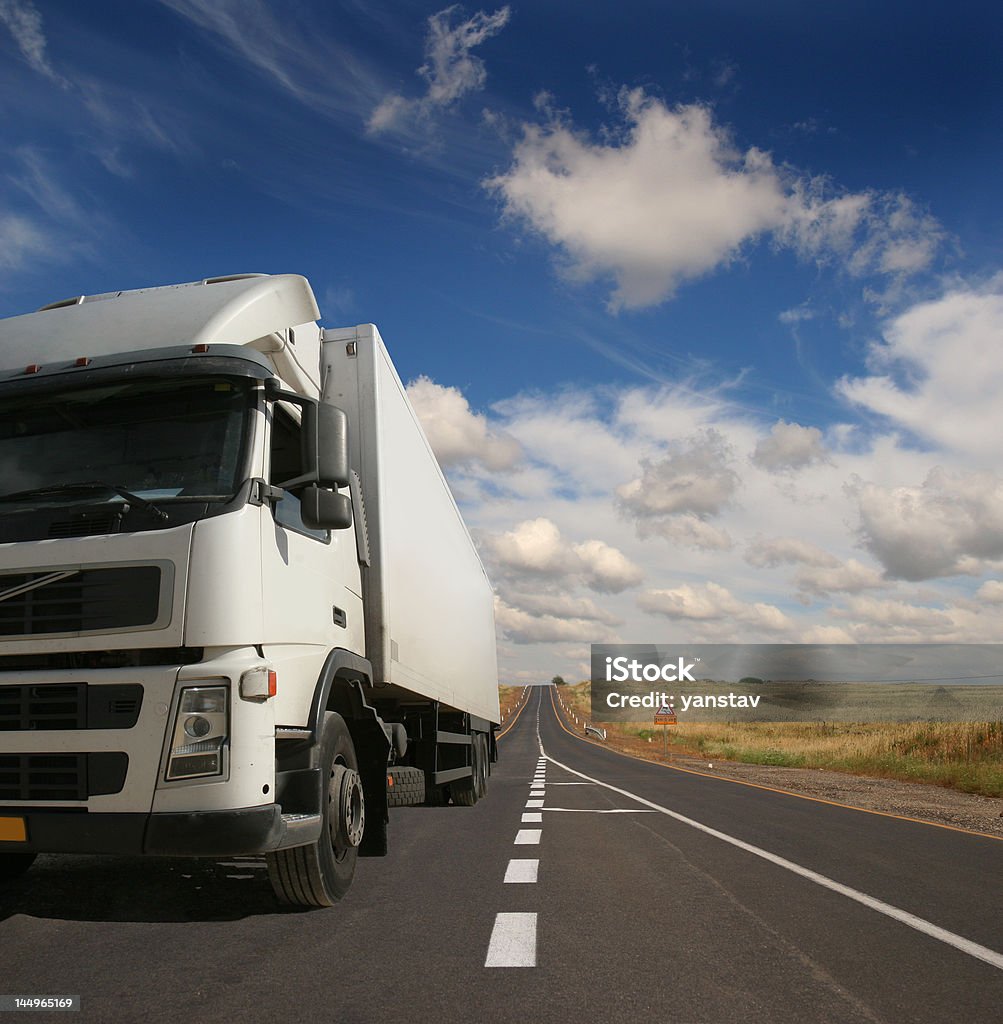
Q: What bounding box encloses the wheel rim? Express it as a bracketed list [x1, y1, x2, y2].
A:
[328, 762, 365, 858]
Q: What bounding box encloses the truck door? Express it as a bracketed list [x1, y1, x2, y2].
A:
[260, 405, 364, 677]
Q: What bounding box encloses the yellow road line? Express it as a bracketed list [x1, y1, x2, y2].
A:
[545, 687, 1003, 843]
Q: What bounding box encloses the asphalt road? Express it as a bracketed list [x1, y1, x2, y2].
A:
[2, 686, 1002, 1023]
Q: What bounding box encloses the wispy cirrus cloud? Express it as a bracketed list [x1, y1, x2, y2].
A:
[0, 0, 67, 85]
[156, 0, 385, 119]
[367, 5, 510, 137]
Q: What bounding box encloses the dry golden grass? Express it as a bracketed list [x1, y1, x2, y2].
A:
[498, 684, 527, 720]
[555, 681, 1003, 797]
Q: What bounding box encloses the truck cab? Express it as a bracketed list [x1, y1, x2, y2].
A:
[0, 274, 499, 906]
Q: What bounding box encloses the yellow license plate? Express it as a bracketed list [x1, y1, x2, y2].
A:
[0, 816, 27, 842]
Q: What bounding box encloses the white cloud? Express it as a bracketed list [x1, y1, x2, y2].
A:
[407, 375, 521, 470]
[976, 580, 1003, 604]
[506, 591, 622, 627]
[483, 518, 643, 593]
[572, 538, 645, 592]
[834, 596, 952, 631]
[494, 597, 617, 645]
[0, 0, 64, 83]
[750, 420, 829, 473]
[637, 514, 734, 551]
[419, 348, 1003, 669]
[0, 212, 51, 271]
[744, 536, 883, 597]
[487, 90, 787, 309]
[157, 0, 384, 120]
[617, 429, 738, 519]
[487, 88, 945, 310]
[850, 468, 1003, 580]
[637, 582, 793, 633]
[745, 537, 838, 569]
[485, 517, 579, 575]
[368, 5, 510, 135]
[793, 558, 886, 597]
[838, 279, 1003, 458]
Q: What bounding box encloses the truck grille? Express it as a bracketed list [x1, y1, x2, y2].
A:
[0, 566, 161, 636]
[0, 684, 143, 731]
[0, 752, 128, 801]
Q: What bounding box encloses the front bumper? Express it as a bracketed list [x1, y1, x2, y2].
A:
[0, 803, 284, 857]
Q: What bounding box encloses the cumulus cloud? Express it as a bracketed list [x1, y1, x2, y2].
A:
[483, 518, 643, 593]
[750, 420, 829, 473]
[0, 0, 64, 83]
[487, 90, 787, 309]
[833, 596, 953, 631]
[744, 536, 883, 597]
[494, 596, 618, 645]
[617, 429, 738, 519]
[368, 5, 510, 134]
[484, 517, 579, 575]
[745, 536, 838, 569]
[976, 580, 1003, 604]
[572, 538, 646, 592]
[793, 558, 886, 597]
[637, 582, 793, 633]
[407, 375, 521, 470]
[506, 591, 622, 627]
[779, 186, 943, 283]
[849, 468, 1003, 580]
[487, 88, 945, 310]
[637, 514, 733, 551]
[838, 280, 1003, 458]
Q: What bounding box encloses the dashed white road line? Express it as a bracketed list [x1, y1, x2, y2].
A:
[485, 913, 537, 967]
[521, 812, 543, 823]
[525, 799, 544, 808]
[514, 828, 542, 845]
[504, 859, 539, 883]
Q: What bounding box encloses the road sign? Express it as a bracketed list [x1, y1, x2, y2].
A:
[654, 705, 677, 725]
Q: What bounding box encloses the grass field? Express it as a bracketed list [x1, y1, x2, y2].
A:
[557, 681, 1003, 797]
[498, 684, 527, 721]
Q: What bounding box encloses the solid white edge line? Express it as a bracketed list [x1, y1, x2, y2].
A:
[542, 747, 1003, 972]
[485, 912, 537, 966]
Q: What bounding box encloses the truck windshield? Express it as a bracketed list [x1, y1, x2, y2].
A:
[0, 375, 253, 509]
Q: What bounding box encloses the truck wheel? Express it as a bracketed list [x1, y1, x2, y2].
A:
[387, 766, 426, 807]
[267, 711, 364, 907]
[474, 734, 488, 799]
[0, 852, 36, 884]
[451, 733, 483, 806]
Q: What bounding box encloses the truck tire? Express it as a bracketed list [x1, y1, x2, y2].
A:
[451, 733, 483, 806]
[475, 733, 488, 799]
[0, 852, 35, 884]
[267, 711, 364, 907]
[387, 766, 426, 807]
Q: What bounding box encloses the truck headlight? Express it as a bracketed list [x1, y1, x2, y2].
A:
[166, 685, 228, 780]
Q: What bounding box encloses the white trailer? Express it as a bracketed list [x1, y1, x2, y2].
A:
[0, 273, 499, 906]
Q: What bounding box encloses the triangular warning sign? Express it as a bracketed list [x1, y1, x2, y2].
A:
[657, 705, 673, 716]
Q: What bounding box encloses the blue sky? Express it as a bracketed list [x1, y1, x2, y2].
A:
[3, 1, 1003, 682]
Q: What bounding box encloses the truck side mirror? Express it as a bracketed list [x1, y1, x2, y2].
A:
[302, 402, 349, 488]
[301, 486, 353, 531]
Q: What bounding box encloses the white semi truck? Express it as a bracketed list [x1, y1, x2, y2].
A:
[0, 273, 499, 906]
